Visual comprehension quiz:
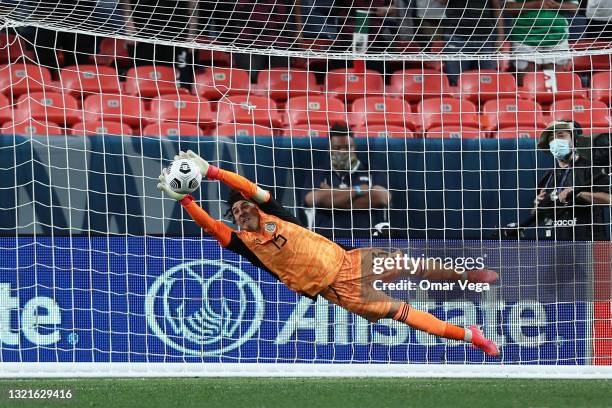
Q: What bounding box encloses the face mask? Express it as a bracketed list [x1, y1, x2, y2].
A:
[549, 139, 571, 160]
[331, 151, 356, 171]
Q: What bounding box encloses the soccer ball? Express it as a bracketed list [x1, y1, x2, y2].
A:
[163, 158, 202, 194]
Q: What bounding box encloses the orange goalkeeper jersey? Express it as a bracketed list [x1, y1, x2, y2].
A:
[181, 195, 345, 297]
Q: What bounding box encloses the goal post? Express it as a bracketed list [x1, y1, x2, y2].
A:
[0, 1, 611, 378]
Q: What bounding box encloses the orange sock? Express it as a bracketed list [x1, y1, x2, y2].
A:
[393, 303, 467, 341]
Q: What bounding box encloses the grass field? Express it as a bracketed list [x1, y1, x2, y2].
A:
[0, 378, 610, 408]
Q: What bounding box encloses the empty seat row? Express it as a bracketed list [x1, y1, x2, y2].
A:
[0, 92, 278, 128]
[1, 119, 543, 139]
[0, 120, 203, 137]
[1, 91, 609, 135]
[6, 63, 612, 108]
[0, 64, 183, 97]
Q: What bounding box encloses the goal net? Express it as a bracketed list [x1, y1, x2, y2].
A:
[0, 1, 611, 378]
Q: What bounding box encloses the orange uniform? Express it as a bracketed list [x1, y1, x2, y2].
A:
[180, 168, 345, 297]
[173, 165, 498, 354]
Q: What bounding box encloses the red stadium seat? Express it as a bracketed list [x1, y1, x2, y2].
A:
[352, 124, 415, 138]
[148, 94, 214, 128]
[1, 119, 63, 135]
[350, 96, 415, 130]
[572, 54, 612, 72]
[482, 98, 546, 131]
[0, 93, 13, 123]
[214, 123, 274, 137]
[550, 99, 611, 135]
[71, 121, 133, 136]
[94, 38, 131, 67]
[256, 68, 320, 100]
[458, 70, 518, 104]
[14, 92, 81, 125]
[216, 95, 283, 128]
[570, 41, 612, 71]
[520, 71, 587, 105]
[285, 96, 347, 127]
[388, 69, 451, 103]
[426, 126, 481, 139]
[325, 68, 384, 101]
[416, 98, 480, 131]
[193, 67, 251, 99]
[59, 65, 122, 96]
[0, 34, 33, 63]
[493, 126, 542, 139]
[196, 46, 232, 67]
[125, 65, 180, 97]
[590, 71, 612, 105]
[0, 63, 53, 96]
[83, 94, 145, 127]
[142, 122, 203, 137]
[282, 124, 330, 137]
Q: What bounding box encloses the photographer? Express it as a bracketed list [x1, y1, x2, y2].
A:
[534, 121, 609, 241]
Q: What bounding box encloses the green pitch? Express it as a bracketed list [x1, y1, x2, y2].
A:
[0, 378, 610, 408]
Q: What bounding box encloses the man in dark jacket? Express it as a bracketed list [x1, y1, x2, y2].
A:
[534, 121, 609, 241]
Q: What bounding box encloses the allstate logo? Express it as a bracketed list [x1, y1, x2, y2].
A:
[145, 260, 264, 356]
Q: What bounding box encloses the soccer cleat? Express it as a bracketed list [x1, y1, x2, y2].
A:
[466, 269, 498, 284]
[469, 325, 500, 357]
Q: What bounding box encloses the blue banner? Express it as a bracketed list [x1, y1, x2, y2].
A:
[0, 135, 548, 238]
[0, 237, 589, 365]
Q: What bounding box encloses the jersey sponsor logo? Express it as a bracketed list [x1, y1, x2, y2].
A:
[554, 218, 577, 227]
[145, 260, 264, 356]
[264, 222, 277, 233]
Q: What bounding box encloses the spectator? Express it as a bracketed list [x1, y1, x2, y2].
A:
[94, 0, 127, 34]
[295, 0, 338, 42]
[584, 0, 612, 40]
[413, 0, 446, 51]
[126, 0, 195, 65]
[374, 0, 416, 44]
[562, 2, 586, 41]
[326, 1, 414, 72]
[442, 0, 504, 86]
[334, 0, 396, 52]
[196, 0, 243, 40]
[582, 132, 612, 205]
[303, 124, 391, 239]
[506, 0, 579, 85]
[533, 120, 609, 240]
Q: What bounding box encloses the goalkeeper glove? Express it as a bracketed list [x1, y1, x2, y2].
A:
[157, 173, 187, 201]
[178, 150, 218, 178]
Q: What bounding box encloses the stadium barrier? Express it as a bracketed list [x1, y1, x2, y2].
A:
[0, 135, 555, 238]
[0, 236, 610, 376]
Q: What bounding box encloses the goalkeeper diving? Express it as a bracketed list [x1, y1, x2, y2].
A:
[157, 151, 500, 357]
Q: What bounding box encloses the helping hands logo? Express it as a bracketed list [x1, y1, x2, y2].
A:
[145, 260, 264, 356]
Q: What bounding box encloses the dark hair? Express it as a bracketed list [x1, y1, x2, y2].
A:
[224, 189, 253, 222]
[329, 123, 352, 139]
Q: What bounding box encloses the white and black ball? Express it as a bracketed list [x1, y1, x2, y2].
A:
[163, 158, 202, 194]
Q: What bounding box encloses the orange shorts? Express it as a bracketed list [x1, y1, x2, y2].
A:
[319, 248, 397, 322]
